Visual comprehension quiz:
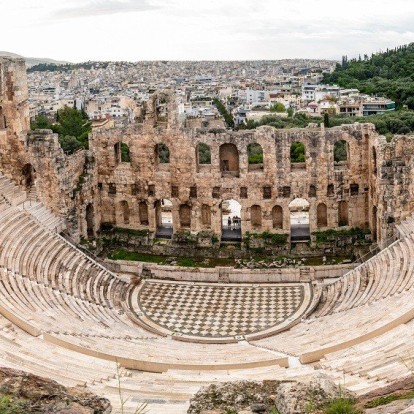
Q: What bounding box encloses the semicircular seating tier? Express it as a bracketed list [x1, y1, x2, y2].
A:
[2, 171, 414, 412]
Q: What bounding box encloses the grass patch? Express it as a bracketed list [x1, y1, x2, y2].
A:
[364, 389, 414, 408]
[0, 395, 30, 414]
[107, 249, 235, 267]
[324, 397, 361, 414]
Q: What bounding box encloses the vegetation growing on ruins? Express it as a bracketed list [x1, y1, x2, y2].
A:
[290, 141, 305, 162]
[312, 227, 370, 244]
[247, 143, 264, 164]
[323, 43, 414, 109]
[242, 110, 414, 139]
[244, 231, 289, 247]
[31, 106, 91, 154]
[213, 98, 235, 128]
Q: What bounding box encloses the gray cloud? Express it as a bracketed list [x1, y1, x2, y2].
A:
[51, 0, 158, 19]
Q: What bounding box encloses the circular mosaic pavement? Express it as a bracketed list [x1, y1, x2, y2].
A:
[130, 281, 312, 342]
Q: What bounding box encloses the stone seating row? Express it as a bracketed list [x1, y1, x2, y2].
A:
[0, 314, 122, 388]
[252, 288, 414, 364]
[397, 213, 414, 237]
[312, 234, 414, 317]
[319, 318, 414, 384]
[0, 203, 126, 308]
[0, 174, 26, 206]
[18, 201, 65, 233]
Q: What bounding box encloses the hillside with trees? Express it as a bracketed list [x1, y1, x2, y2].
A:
[323, 43, 414, 109]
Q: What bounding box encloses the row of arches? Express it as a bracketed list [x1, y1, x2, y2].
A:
[112, 140, 352, 171]
[95, 198, 356, 241]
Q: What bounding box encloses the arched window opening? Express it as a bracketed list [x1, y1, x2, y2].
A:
[290, 142, 306, 168]
[179, 204, 191, 228]
[272, 205, 283, 229]
[119, 200, 130, 225]
[139, 201, 149, 225]
[197, 143, 211, 165]
[201, 204, 211, 227]
[221, 199, 241, 241]
[121, 143, 131, 163]
[289, 198, 310, 242]
[317, 203, 328, 227]
[114, 142, 120, 163]
[155, 143, 170, 164]
[219, 143, 239, 177]
[338, 200, 349, 227]
[247, 143, 263, 171]
[334, 140, 348, 165]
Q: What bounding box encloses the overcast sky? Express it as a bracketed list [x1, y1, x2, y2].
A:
[1, 0, 413, 62]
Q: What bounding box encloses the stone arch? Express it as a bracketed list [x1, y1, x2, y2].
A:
[86, 203, 94, 238]
[155, 143, 170, 163]
[179, 204, 191, 228]
[334, 139, 348, 164]
[338, 200, 349, 227]
[290, 141, 306, 165]
[139, 201, 149, 225]
[251, 205, 262, 228]
[289, 198, 310, 242]
[247, 143, 263, 171]
[197, 143, 211, 165]
[22, 163, 35, 188]
[119, 200, 130, 225]
[219, 143, 239, 177]
[201, 204, 211, 226]
[272, 205, 283, 229]
[317, 203, 328, 227]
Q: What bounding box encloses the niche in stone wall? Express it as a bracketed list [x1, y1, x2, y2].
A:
[372, 206, 378, 241]
[350, 183, 359, 196]
[309, 185, 317, 198]
[272, 205, 283, 229]
[119, 200, 130, 225]
[22, 164, 35, 188]
[327, 184, 334, 197]
[86, 203, 94, 238]
[219, 143, 239, 177]
[317, 203, 328, 227]
[251, 205, 262, 228]
[201, 204, 211, 226]
[139, 201, 149, 225]
[179, 204, 191, 228]
[190, 186, 197, 198]
[247, 143, 263, 171]
[338, 200, 349, 227]
[240, 187, 248, 199]
[263, 186, 272, 199]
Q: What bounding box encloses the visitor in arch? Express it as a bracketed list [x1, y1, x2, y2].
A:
[227, 216, 232, 229]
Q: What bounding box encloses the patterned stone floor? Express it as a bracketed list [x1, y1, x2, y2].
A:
[133, 281, 312, 341]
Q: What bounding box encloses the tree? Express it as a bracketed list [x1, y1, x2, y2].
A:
[270, 102, 286, 113]
[30, 114, 52, 130]
[324, 113, 330, 128]
[59, 135, 82, 154]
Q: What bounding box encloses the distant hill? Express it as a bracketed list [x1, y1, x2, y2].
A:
[323, 43, 414, 109]
[0, 51, 69, 68]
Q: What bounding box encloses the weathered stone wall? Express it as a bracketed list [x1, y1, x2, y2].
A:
[90, 121, 374, 240]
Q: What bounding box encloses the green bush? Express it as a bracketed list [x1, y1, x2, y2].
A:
[324, 398, 360, 414]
